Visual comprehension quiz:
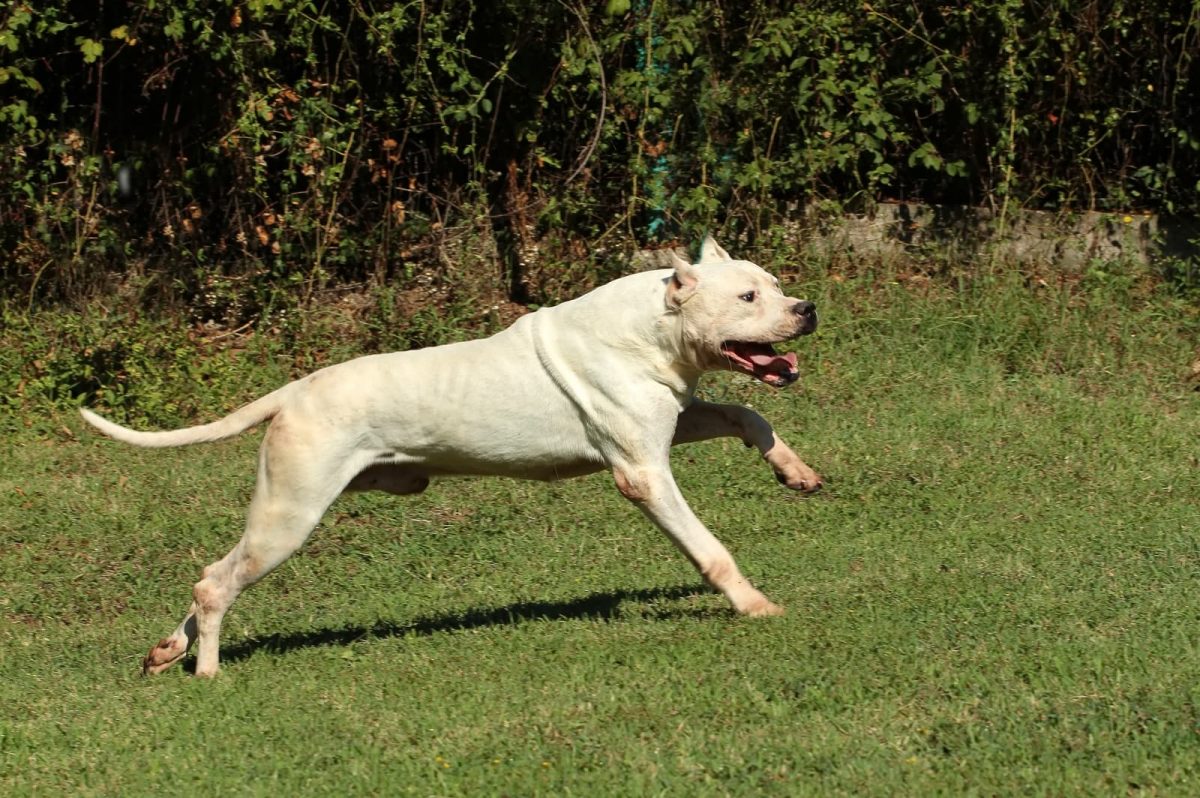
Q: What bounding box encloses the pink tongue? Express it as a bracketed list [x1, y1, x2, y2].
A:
[749, 351, 798, 371]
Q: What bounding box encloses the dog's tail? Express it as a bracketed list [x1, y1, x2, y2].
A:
[79, 384, 293, 448]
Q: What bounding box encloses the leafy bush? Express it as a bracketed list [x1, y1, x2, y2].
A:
[1, 1, 1197, 310]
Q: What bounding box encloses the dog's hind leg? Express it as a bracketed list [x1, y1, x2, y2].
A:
[613, 461, 783, 617]
[143, 424, 362, 677]
[142, 483, 339, 677]
[673, 400, 822, 493]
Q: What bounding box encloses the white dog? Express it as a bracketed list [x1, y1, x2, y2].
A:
[81, 238, 821, 676]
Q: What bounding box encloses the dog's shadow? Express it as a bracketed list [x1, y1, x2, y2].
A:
[213, 583, 717, 669]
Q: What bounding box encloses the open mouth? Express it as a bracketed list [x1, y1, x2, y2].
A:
[720, 341, 799, 387]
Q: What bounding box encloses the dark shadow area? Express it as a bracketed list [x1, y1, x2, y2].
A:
[1158, 216, 1200, 293]
[214, 583, 713, 667]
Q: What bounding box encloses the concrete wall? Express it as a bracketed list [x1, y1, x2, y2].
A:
[632, 202, 1198, 276]
[801, 202, 1170, 270]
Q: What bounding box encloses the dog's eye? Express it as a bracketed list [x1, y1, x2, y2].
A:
[739, 291, 756, 302]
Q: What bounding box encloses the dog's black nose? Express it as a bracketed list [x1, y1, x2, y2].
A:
[792, 300, 818, 334]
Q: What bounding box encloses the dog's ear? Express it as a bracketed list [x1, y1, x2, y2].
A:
[699, 235, 732, 264]
[666, 249, 699, 307]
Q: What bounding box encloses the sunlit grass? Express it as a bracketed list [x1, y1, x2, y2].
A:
[2, 269, 1198, 795]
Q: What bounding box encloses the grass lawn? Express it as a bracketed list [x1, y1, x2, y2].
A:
[2, 269, 1199, 795]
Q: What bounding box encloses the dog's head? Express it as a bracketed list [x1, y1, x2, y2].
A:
[666, 237, 817, 387]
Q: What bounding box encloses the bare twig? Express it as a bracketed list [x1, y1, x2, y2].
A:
[557, 0, 607, 185]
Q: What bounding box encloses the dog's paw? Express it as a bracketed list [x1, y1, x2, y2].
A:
[774, 469, 822, 493]
[764, 444, 822, 494]
[141, 637, 188, 676]
[745, 599, 785, 618]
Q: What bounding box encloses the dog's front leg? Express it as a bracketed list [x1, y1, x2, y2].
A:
[613, 462, 783, 617]
[673, 400, 822, 492]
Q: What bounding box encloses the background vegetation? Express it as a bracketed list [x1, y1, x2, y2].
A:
[2, 0, 1198, 316]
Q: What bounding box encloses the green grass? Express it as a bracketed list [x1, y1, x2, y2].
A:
[2, 270, 1199, 795]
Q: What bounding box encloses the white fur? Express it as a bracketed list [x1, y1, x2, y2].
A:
[83, 238, 821, 677]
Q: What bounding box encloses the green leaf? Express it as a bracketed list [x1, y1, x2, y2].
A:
[163, 15, 185, 40]
[77, 37, 104, 64]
